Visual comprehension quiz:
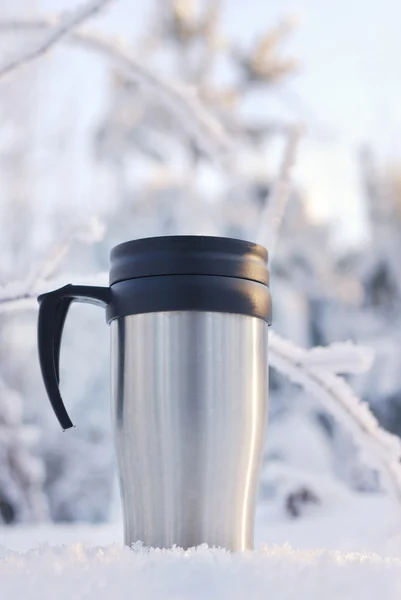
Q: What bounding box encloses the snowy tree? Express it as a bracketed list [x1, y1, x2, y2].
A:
[76, 1, 401, 512]
[0, 0, 115, 523]
[0, 15, 49, 524]
[0, 0, 400, 528]
[315, 147, 401, 436]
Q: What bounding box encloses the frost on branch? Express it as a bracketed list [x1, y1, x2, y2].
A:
[272, 335, 375, 375]
[255, 125, 302, 257]
[0, 0, 114, 78]
[0, 215, 107, 313]
[0, 18, 233, 164]
[269, 330, 401, 502]
[0, 271, 109, 314]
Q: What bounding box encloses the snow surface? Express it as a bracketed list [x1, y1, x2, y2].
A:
[1, 532, 401, 600]
[2, 490, 401, 600]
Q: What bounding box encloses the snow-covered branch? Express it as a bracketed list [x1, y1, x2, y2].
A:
[303, 342, 374, 374]
[0, 216, 107, 313]
[270, 334, 375, 375]
[255, 125, 302, 256]
[0, 18, 233, 163]
[0, 272, 109, 313]
[269, 330, 401, 502]
[25, 216, 105, 293]
[0, 0, 115, 78]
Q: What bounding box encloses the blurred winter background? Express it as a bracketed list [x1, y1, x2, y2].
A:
[1, 0, 401, 557]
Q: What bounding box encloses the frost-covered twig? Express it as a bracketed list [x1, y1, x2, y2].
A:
[0, 216, 106, 313]
[0, 271, 109, 313]
[271, 335, 375, 375]
[269, 330, 401, 502]
[255, 125, 302, 255]
[304, 342, 374, 374]
[25, 216, 105, 293]
[0, 0, 114, 78]
[0, 18, 233, 162]
[25, 241, 74, 295]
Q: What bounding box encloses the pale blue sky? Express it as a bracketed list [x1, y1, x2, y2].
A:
[224, 0, 401, 149]
[221, 0, 401, 243]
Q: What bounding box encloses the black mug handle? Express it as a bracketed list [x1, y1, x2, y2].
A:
[37, 284, 111, 430]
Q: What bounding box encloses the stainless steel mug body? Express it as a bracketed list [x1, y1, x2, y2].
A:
[111, 311, 268, 551]
[37, 236, 272, 552]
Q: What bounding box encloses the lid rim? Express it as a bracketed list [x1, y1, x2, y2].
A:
[111, 234, 267, 255]
[109, 235, 269, 286]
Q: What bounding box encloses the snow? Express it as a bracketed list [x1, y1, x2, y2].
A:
[1, 525, 401, 600]
[1, 543, 400, 600]
[2, 488, 401, 600]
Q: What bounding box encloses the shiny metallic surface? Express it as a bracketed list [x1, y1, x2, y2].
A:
[110, 311, 268, 551]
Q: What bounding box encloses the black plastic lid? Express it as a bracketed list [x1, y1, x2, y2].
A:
[109, 235, 269, 286]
